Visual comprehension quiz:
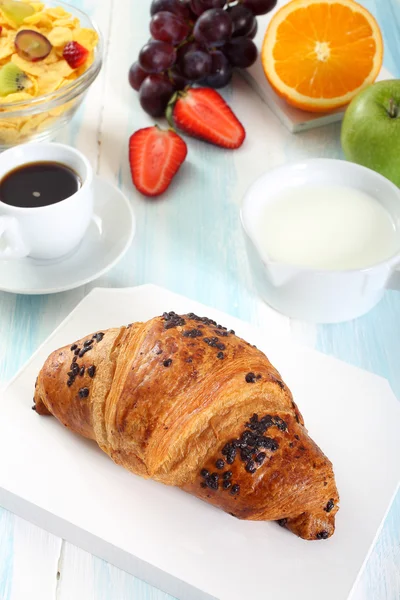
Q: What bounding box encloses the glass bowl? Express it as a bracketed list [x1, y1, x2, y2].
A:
[0, 0, 103, 150]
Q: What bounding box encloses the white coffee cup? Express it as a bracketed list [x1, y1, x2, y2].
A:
[0, 142, 93, 261]
[241, 159, 400, 323]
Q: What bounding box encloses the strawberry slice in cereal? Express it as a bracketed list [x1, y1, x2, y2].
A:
[62, 40, 88, 69]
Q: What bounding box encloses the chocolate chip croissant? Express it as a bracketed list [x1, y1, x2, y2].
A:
[34, 311, 339, 540]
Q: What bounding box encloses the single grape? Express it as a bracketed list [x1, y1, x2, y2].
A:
[247, 18, 258, 40]
[139, 40, 177, 73]
[128, 62, 148, 91]
[190, 0, 225, 15]
[203, 50, 232, 88]
[168, 67, 190, 90]
[241, 0, 277, 16]
[224, 37, 258, 68]
[193, 8, 232, 48]
[180, 0, 198, 19]
[229, 4, 256, 38]
[177, 41, 203, 63]
[150, 11, 190, 45]
[150, 0, 190, 19]
[139, 74, 175, 117]
[181, 48, 212, 80]
[15, 30, 52, 61]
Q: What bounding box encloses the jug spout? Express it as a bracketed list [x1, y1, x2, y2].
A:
[243, 232, 301, 287]
[265, 261, 301, 287]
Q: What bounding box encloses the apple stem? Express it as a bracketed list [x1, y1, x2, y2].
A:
[388, 98, 398, 119]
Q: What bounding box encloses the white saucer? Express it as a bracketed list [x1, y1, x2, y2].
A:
[0, 177, 135, 295]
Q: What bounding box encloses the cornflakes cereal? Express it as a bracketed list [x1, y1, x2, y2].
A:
[42, 48, 62, 64]
[72, 27, 97, 50]
[36, 70, 62, 94]
[45, 6, 68, 18]
[18, 111, 47, 134]
[23, 12, 53, 29]
[0, 118, 18, 130]
[53, 17, 79, 28]
[47, 26, 71, 47]
[49, 100, 73, 117]
[0, 9, 19, 29]
[74, 51, 94, 77]
[11, 53, 73, 77]
[0, 31, 15, 60]
[0, 123, 20, 143]
[0, 0, 99, 146]
[37, 114, 57, 130]
[27, 73, 38, 95]
[0, 90, 32, 102]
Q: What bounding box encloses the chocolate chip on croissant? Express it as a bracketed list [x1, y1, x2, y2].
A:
[34, 311, 339, 540]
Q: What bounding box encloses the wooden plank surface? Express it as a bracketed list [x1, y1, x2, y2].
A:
[0, 0, 399, 598]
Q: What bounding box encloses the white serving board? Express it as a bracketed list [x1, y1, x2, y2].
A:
[243, 0, 394, 133]
[0, 284, 399, 600]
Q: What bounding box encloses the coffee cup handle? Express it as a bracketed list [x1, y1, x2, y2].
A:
[0, 216, 30, 259]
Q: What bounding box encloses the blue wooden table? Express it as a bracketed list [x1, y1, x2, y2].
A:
[1, 1, 399, 598]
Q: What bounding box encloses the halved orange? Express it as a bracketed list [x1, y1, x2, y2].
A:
[261, 0, 383, 112]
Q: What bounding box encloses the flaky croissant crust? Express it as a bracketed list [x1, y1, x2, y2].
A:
[34, 311, 339, 540]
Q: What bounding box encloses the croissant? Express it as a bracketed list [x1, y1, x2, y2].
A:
[33, 311, 339, 540]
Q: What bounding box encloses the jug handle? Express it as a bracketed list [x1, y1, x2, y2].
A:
[387, 266, 400, 291]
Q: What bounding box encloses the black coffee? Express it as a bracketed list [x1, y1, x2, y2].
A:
[0, 161, 81, 208]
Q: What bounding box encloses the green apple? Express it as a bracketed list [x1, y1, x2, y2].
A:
[341, 80, 400, 187]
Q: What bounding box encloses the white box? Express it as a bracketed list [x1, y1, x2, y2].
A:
[244, 0, 393, 132]
[0, 285, 399, 600]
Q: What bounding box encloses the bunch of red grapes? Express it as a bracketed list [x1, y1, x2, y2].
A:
[128, 0, 277, 118]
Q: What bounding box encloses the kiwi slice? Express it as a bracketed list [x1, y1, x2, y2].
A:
[0, 62, 32, 96]
[0, 1, 35, 26]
